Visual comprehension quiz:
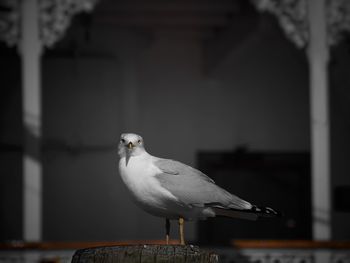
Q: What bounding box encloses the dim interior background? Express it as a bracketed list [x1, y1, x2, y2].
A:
[1, 0, 350, 248]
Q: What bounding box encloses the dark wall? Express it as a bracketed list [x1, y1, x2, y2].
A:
[330, 41, 350, 239]
[42, 58, 125, 241]
[40, 13, 310, 241]
[197, 152, 311, 244]
[1, 8, 349, 242]
[0, 46, 22, 241]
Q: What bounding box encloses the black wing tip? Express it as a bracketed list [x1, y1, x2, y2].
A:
[251, 205, 283, 218]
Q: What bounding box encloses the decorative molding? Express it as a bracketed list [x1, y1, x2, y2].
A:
[251, 0, 309, 48]
[0, 0, 20, 46]
[0, 0, 98, 48]
[252, 0, 350, 48]
[38, 0, 98, 47]
[327, 0, 350, 46]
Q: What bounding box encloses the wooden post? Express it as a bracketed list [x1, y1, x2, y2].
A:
[20, 0, 42, 241]
[71, 245, 219, 263]
[307, 0, 331, 240]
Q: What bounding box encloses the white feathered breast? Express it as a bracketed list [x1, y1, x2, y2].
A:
[118, 153, 179, 210]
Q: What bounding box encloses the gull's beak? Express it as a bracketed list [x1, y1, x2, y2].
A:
[125, 142, 134, 166]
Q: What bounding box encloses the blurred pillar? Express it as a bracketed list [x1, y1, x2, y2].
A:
[308, 0, 331, 240]
[20, 0, 42, 241]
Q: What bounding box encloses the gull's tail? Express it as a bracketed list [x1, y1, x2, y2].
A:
[213, 205, 282, 221]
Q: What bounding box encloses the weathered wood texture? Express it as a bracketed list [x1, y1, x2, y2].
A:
[71, 245, 218, 263]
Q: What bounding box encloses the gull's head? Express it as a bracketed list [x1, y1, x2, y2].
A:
[118, 133, 146, 163]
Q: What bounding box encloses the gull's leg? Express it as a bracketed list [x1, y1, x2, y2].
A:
[165, 218, 170, 244]
[178, 217, 185, 245]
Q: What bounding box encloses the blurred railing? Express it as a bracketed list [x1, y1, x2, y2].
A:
[225, 240, 350, 263]
[1, 240, 350, 263]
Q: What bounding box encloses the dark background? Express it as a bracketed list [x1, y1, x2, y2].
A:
[1, 0, 350, 243]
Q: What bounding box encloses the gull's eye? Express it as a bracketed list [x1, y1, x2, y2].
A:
[121, 139, 125, 143]
[138, 139, 141, 144]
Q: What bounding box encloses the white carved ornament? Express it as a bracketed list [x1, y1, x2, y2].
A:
[327, 0, 350, 46]
[0, 0, 19, 46]
[252, 0, 350, 48]
[1, 0, 349, 49]
[0, 0, 98, 48]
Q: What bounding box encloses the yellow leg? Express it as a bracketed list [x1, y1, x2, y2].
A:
[165, 218, 170, 245]
[179, 217, 185, 245]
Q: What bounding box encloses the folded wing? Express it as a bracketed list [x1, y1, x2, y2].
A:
[154, 158, 252, 210]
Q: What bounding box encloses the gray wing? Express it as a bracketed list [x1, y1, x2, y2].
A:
[154, 158, 251, 210]
[155, 158, 214, 183]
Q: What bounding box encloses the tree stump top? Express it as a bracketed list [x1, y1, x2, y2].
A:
[71, 245, 219, 263]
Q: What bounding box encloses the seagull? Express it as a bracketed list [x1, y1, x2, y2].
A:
[118, 133, 281, 245]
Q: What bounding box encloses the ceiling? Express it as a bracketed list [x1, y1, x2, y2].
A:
[92, 0, 251, 29]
